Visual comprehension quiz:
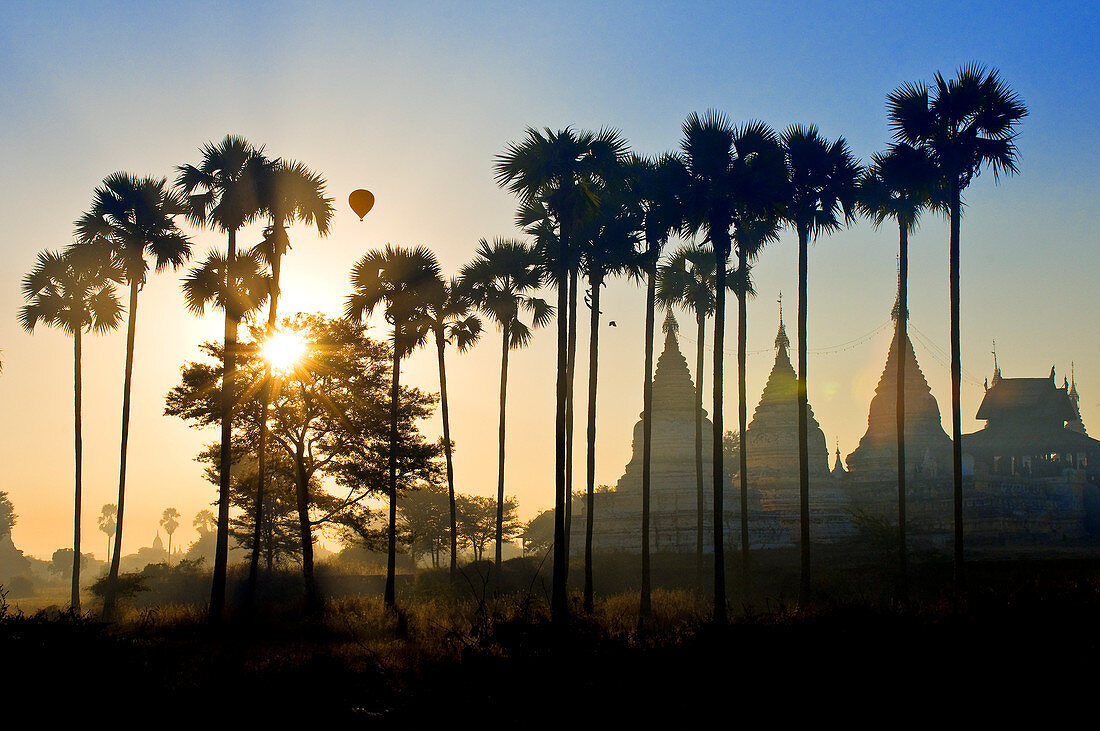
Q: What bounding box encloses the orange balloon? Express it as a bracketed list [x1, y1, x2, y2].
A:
[349, 189, 375, 220]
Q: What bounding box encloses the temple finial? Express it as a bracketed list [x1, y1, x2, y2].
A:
[992, 340, 1001, 382]
[774, 294, 789, 352]
[662, 309, 679, 337]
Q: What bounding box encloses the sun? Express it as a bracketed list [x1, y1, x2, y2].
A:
[262, 331, 306, 374]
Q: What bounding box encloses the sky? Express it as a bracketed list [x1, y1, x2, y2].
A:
[2, 0, 1098, 560]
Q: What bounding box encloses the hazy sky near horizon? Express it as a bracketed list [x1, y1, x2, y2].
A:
[2, 1, 1098, 560]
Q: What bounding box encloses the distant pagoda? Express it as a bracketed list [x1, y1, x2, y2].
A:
[845, 304, 952, 480]
[742, 310, 830, 489]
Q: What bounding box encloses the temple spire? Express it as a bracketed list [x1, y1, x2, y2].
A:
[891, 255, 907, 322]
[775, 294, 789, 352]
[991, 340, 1001, 384]
[662, 309, 679, 338]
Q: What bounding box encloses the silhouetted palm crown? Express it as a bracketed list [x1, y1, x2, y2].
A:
[20, 248, 123, 336]
[182, 249, 271, 321]
[887, 65, 1027, 190]
[459, 238, 552, 347]
[423, 277, 483, 353]
[657, 244, 754, 318]
[74, 173, 191, 282]
[781, 124, 861, 238]
[251, 158, 335, 265]
[858, 144, 944, 233]
[344, 245, 442, 356]
[175, 135, 267, 233]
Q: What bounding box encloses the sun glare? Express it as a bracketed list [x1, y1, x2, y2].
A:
[263, 332, 307, 374]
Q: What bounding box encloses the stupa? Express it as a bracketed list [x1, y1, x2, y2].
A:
[574, 312, 778, 553]
[844, 306, 952, 480]
[739, 303, 849, 540]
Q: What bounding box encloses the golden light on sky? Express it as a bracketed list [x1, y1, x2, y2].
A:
[262, 331, 307, 375]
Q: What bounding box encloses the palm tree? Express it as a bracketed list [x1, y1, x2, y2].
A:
[20, 247, 123, 612]
[422, 276, 483, 580]
[460, 238, 552, 577]
[159, 508, 181, 562]
[494, 126, 627, 622]
[857, 143, 942, 596]
[626, 153, 687, 627]
[574, 175, 640, 612]
[176, 134, 267, 622]
[656, 243, 755, 581]
[74, 173, 191, 619]
[781, 124, 861, 602]
[345, 244, 441, 608]
[732, 214, 780, 596]
[681, 113, 786, 623]
[887, 65, 1027, 584]
[246, 158, 334, 603]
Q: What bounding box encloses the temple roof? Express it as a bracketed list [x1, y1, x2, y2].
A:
[975, 374, 1074, 423]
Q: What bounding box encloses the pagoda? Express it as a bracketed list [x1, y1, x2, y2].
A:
[844, 304, 952, 480]
[575, 312, 778, 553]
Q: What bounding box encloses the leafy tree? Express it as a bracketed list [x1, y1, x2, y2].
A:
[247, 157, 334, 602]
[97, 504, 116, 557]
[74, 172, 191, 619]
[1, 492, 17, 541]
[457, 494, 519, 562]
[346, 245, 442, 609]
[177, 134, 269, 623]
[193, 509, 215, 536]
[460, 238, 551, 575]
[20, 246, 122, 611]
[399, 480, 450, 567]
[781, 123, 862, 602]
[521, 509, 555, 556]
[887, 65, 1027, 583]
[159, 508, 180, 562]
[494, 126, 628, 623]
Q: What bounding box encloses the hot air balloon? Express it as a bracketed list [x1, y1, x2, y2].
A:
[349, 189, 375, 220]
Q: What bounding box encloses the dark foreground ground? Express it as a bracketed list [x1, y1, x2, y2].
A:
[3, 549, 1098, 724]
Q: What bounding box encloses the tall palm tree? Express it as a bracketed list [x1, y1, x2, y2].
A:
[857, 143, 942, 597]
[887, 65, 1027, 584]
[176, 134, 267, 622]
[781, 124, 861, 603]
[626, 153, 687, 628]
[20, 247, 123, 612]
[246, 158, 334, 603]
[681, 113, 786, 623]
[422, 276, 483, 580]
[460, 238, 552, 576]
[574, 175, 640, 612]
[732, 214, 781, 595]
[345, 244, 441, 608]
[657, 243, 755, 585]
[74, 173, 191, 619]
[494, 126, 627, 622]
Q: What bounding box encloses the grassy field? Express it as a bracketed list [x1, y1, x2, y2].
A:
[3, 547, 1099, 723]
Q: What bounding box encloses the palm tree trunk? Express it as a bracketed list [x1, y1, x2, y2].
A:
[796, 225, 811, 604]
[737, 248, 750, 598]
[949, 183, 964, 587]
[551, 224, 571, 624]
[712, 231, 728, 625]
[210, 228, 238, 624]
[495, 324, 510, 575]
[247, 242, 282, 606]
[564, 268, 578, 567]
[694, 311, 705, 592]
[72, 329, 82, 613]
[103, 279, 139, 620]
[436, 335, 458, 581]
[639, 250, 657, 630]
[583, 272, 602, 612]
[896, 224, 909, 599]
[385, 327, 401, 608]
[294, 440, 319, 611]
